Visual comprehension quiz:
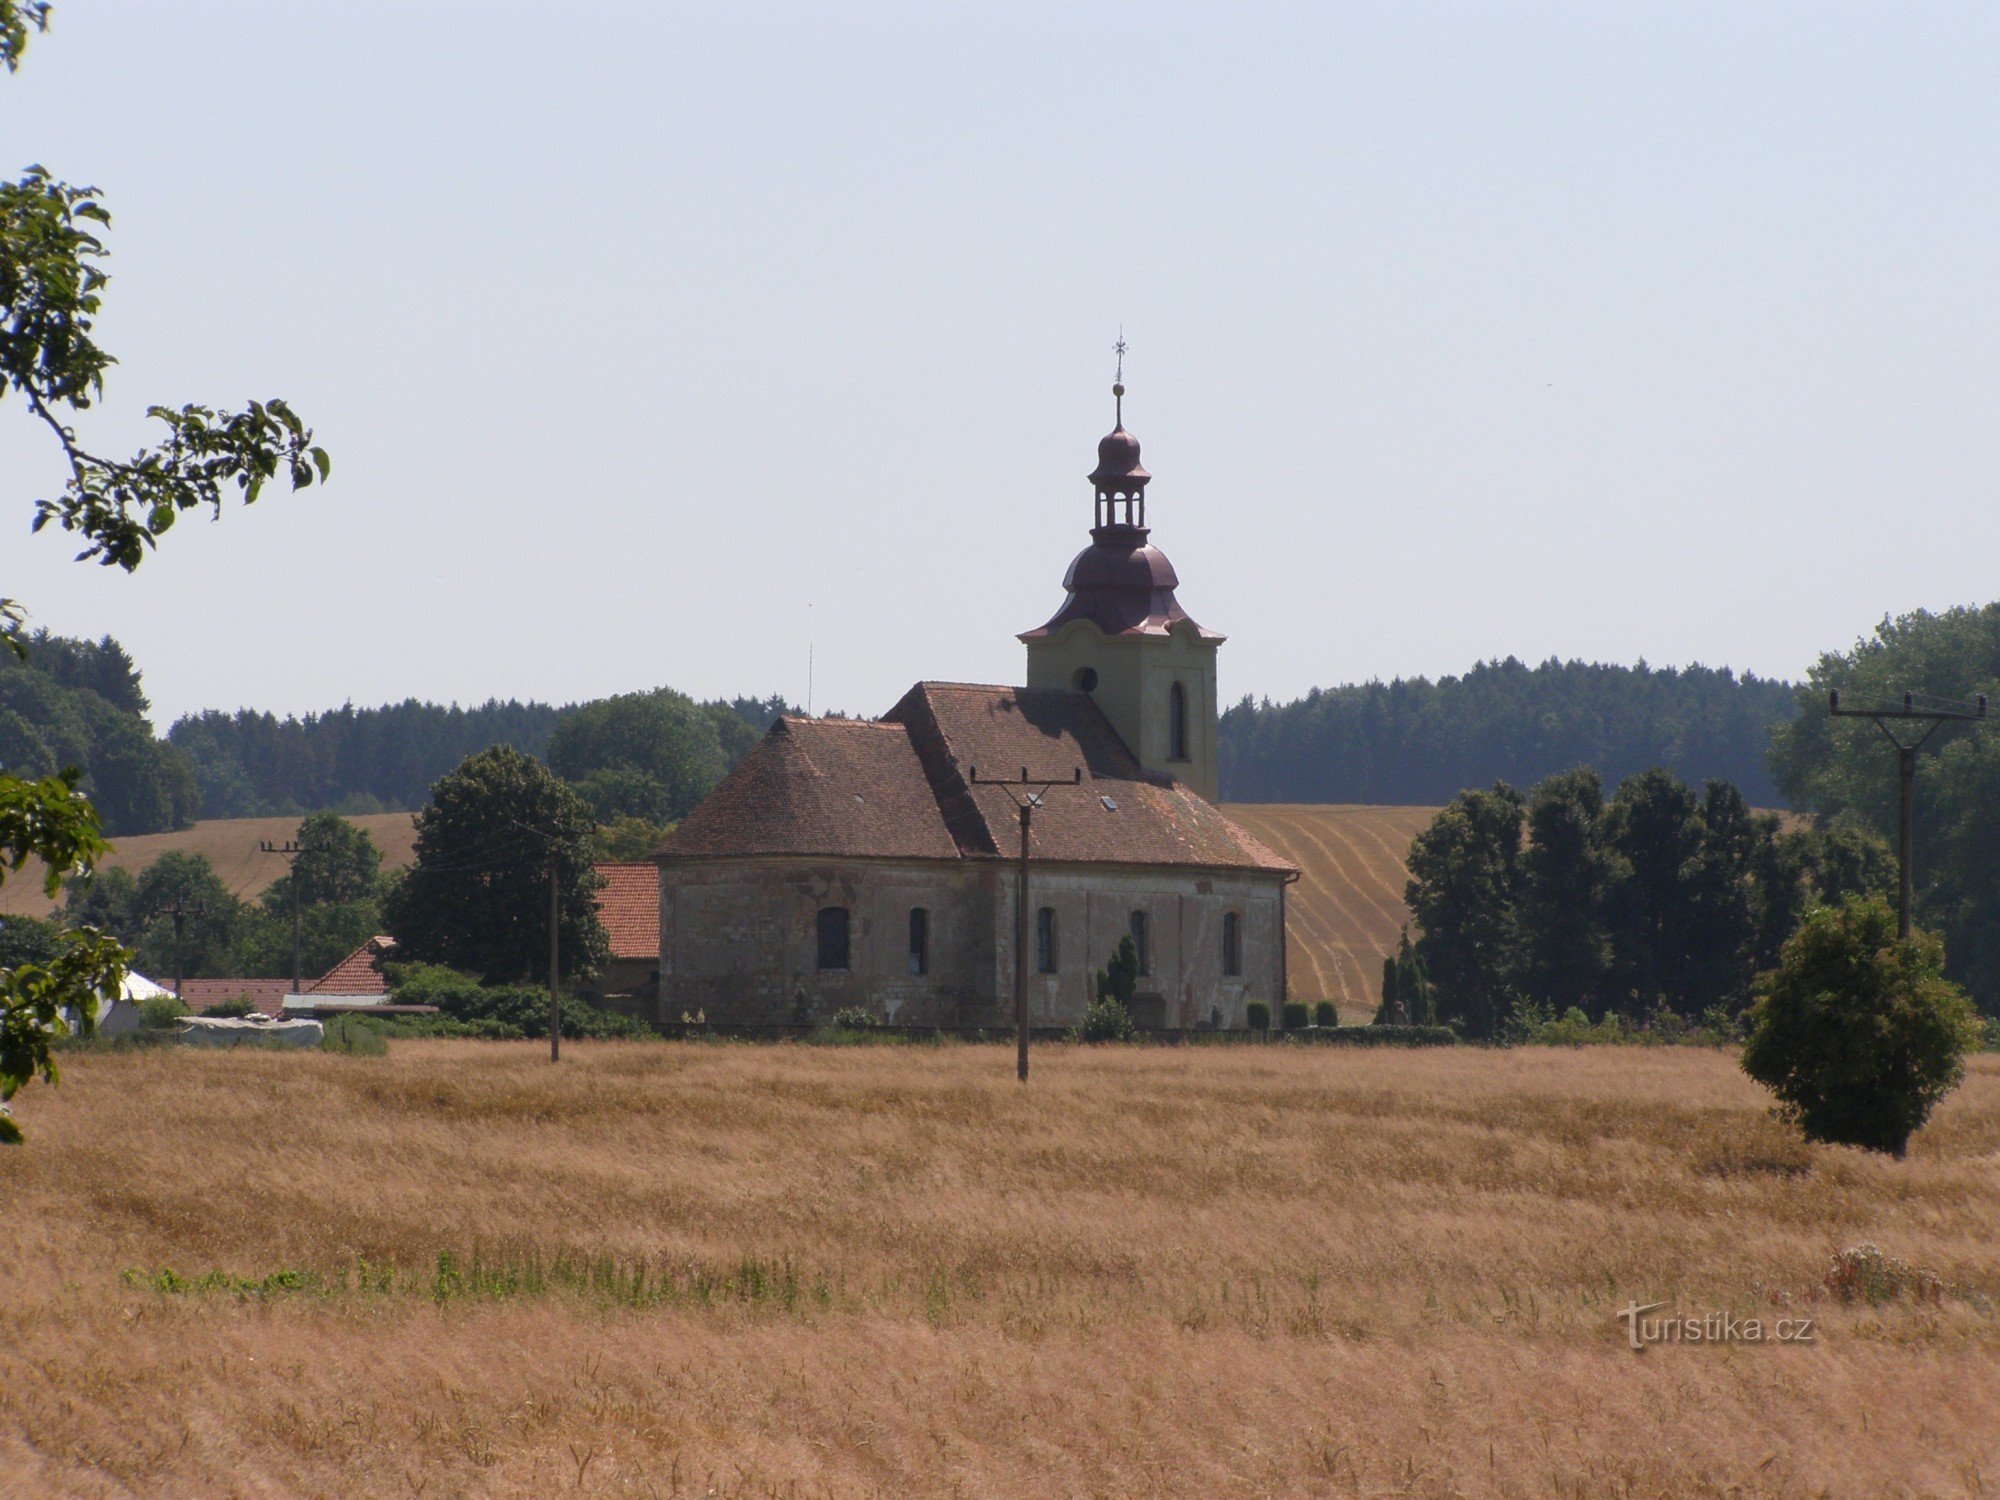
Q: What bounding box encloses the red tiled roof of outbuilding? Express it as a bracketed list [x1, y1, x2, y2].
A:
[592, 862, 660, 959]
[177, 977, 294, 1017]
[307, 935, 397, 996]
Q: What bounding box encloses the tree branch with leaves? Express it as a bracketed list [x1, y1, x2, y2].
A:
[1, 0, 329, 1139]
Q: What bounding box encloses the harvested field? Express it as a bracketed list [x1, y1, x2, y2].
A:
[1224, 803, 1440, 1020]
[0, 812, 418, 919]
[2, 1039, 1995, 1497]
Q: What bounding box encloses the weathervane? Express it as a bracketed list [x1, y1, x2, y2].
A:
[1113, 330, 1127, 423]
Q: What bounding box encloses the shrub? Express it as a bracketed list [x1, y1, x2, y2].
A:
[199, 998, 253, 1019]
[385, 962, 650, 1040]
[321, 1014, 388, 1055]
[1070, 998, 1136, 1043]
[1093, 935, 1139, 1008]
[1281, 1000, 1310, 1030]
[1244, 999, 1271, 1032]
[1741, 896, 1984, 1158]
[1313, 1000, 1337, 1028]
[137, 996, 187, 1029]
[1824, 1243, 1944, 1306]
[830, 1007, 878, 1031]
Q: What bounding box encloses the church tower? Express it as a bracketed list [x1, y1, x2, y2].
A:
[1021, 361, 1224, 801]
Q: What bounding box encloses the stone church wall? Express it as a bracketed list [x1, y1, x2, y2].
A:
[1003, 864, 1286, 1029]
[658, 858, 1001, 1026]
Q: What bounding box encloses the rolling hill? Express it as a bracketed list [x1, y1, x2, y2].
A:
[0, 812, 419, 919]
[1222, 803, 1439, 1021]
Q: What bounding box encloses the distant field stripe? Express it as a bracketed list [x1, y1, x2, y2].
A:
[1284, 819, 1407, 935]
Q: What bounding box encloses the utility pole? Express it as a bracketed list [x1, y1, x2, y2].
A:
[968, 765, 1082, 1082]
[548, 859, 561, 1064]
[259, 840, 304, 996]
[1828, 689, 1987, 938]
[155, 898, 205, 1004]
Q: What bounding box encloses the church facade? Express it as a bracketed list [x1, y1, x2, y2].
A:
[653, 385, 1295, 1029]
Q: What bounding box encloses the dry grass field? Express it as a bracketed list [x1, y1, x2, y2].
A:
[0, 812, 418, 920]
[1224, 804, 1441, 1019]
[3, 1039, 1996, 1498]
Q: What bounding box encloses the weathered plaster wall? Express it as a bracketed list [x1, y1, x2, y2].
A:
[1001, 864, 1285, 1028]
[658, 858, 1000, 1026]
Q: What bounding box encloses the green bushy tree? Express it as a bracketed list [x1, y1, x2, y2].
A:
[547, 692, 729, 825]
[385, 747, 609, 984]
[1742, 897, 1983, 1158]
[1404, 784, 1522, 1038]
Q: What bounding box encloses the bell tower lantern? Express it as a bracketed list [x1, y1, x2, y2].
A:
[1020, 350, 1224, 801]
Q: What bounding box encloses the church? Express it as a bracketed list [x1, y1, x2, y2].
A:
[653, 378, 1296, 1029]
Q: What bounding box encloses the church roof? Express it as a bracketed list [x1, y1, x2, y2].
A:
[657, 684, 1292, 876]
[656, 716, 961, 861]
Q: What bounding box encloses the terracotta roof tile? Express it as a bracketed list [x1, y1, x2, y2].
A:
[656, 717, 961, 861]
[592, 862, 660, 959]
[305, 936, 397, 996]
[176, 977, 294, 1017]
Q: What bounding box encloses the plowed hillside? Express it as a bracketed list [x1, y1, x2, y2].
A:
[0, 812, 419, 919]
[1222, 803, 1438, 1021]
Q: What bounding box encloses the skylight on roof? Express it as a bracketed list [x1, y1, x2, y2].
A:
[1101, 796, 1119, 812]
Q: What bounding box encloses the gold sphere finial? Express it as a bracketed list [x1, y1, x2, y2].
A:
[1112, 381, 1125, 399]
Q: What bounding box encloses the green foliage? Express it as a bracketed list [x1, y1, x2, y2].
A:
[1742, 897, 1983, 1158]
[136, 994, 185, 1029]
[320, 1013, 387, 1055]
[383, 746, 609, 984]
[1220, 657, 1797, 806]
[1314, 1000, 1336, 1027]
[0, 632, 196, 835]
[1280, 999, 1310, 1030]
[1374, 928, 1433, 1026]
[547, 691, 730, 824]
[589, 815, 673, 862]
[1071, 996, 1136, 1043]
[385, 961, 647, 1040]
[1404, 784, 1522, 1039]
[267, 813, 381, 907]
[1244, 999, 1271, 1032]
[0, 912, 60, 968]
[3, 14, 323, 1137]
[198, 997, 252, 1018]
[829, 1006, 878, 1031]
[1093, 934, 1139, 1008]
[1768, 603, 2000, 1012]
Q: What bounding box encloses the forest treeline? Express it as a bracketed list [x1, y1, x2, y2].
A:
[6, 632, 1806, 833]
[1219, 658, 1798, 807]
[167, 693, 790, 820]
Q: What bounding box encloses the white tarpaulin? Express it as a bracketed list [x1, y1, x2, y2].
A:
[175, 1016, 325, 1048]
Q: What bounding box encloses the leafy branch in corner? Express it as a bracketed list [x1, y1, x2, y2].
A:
[2, 0, 328, 1140]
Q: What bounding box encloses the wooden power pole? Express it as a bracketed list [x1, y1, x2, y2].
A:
[548, 859, 561, 1064]
[968, 765, 1081, 1082]
[258, 840, 304, 996]
[1828, 689, 1987, 938]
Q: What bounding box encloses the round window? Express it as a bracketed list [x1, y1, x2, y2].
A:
[1073, 667, 1099, 693]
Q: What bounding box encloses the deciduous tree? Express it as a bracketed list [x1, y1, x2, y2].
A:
[385, 747, 609, 984]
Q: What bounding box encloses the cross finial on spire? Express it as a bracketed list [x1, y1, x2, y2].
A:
[1112, 329, 1127, 423]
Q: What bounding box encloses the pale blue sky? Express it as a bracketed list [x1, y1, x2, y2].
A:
[4, 3, 1997, 727]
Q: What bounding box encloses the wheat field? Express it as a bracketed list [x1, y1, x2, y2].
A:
[1224, 804, 1440, 1018]
[2, 1039, 1995, 1497]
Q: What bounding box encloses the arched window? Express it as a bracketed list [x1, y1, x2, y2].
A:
[816, 906, 850, 971]
[1169, 681, 1189, 761]
[1222, 911, 1242, 977]
[908, 907, 929, 975]
[1036, 906, 1058, 973]
[1129, 909, 1150, 976]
